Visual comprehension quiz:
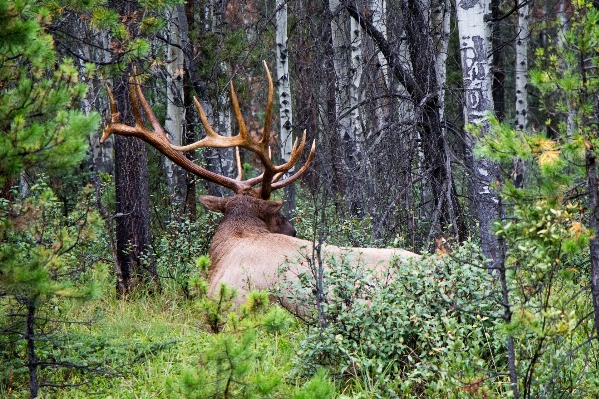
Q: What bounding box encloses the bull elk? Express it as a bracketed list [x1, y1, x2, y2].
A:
[101, 62, 419, 308]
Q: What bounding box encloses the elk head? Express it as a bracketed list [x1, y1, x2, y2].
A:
[101, 61, 314, 234]
[199, 194, 296, 237]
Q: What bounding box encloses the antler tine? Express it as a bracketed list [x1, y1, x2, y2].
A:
[271, 140, 316, 191]
[101, 83, 119, 143]
[170, 97, 247, 151]
[235, 147, 243, 181]
[273, 130, 307, 173]
[127, 76, 145, 129]
[260, 60, 274, 148]
[229, 79, 250, 142]
[106, 83, 118, 122]
[129, 73, 168, 140]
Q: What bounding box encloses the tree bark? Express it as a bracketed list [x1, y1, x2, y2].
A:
[456, 0, 500, 266]
[329, 0, 367, 216]
[164, 7, 187, 214]
[276, 0, 296, 218]
[557, 0, 575, 139]
[108, 0, 157, 294]
[491, 0, 505, 122]
[112, 77, 157, 294]
[514, 0, 530, 130]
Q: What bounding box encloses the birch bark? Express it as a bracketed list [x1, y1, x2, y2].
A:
[329, 0, 367, 214]
[276, 0, 296, 216]
[515, 0, 530, 130]
[164, 8, 187, 212]
[371, 0, 388, 86]
[204, 0, 235, 196]
[456, 0, 499, 265]
[457, 0, 515, 395]
[432, 0, 451, 124]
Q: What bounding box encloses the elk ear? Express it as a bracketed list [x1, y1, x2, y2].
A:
[260, 200, 284, 215]
[199, 195, 228, 213]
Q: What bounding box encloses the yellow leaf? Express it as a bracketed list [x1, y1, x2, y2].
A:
[570, 221, 583, 236]
[538, 149, 560, 167]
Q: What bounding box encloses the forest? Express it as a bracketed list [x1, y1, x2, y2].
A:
[1, 0, 599, 397]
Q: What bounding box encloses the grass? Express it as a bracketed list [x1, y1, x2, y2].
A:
[1, 277, 312, 399]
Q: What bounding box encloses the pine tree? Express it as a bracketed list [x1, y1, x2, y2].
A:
[0, 1, 100, 397]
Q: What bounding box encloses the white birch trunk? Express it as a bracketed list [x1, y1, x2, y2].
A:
[371, 0, 388, 86]
[329, 0, 351, 147]
[329, 0, 367, 214]
[276, 0, 296, 215]
[514, 0, 530, 130]
[433, 0, 451, 124]
[164, 8, 186, 210]
[276, 0, 293, 165]
[456, 0, 501, 271]
[456, 0, 493, 126]
[201, 0, 234, 196]
[349, 12, 363, 157]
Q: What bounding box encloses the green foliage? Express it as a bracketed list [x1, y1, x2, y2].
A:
[0, 181, 107, 394]
[166, 299, 335, 399]
[0, 0, 100, 187]
[293, 369, 336, 399]
[154, 212, 219, 298]
[288, 241, 504, 398]
[262, 306, 293, 335]
[475, 1, 599, 396]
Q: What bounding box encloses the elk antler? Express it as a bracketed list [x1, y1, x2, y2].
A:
[101, 62, 315, 199]
[170, 61, 315, 199]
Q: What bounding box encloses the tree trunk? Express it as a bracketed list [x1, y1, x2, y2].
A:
[514, 0, 530, 130]
[557, 0, 576, 139]
[164, 7, 187, 214]
[276, 0, 296, 218]
[183, 70, 197, 219]
[371, 0, 389, 87]
[457, 0, 513, 394]
[89, 30, 114, 175]
[456, 0, 500, 266]
[204, 0, 235, 197]
[113, 74, 157, 294]
[329, 0, 366, 216]
[108, 0, 157, 294]
[491, 0, 505, 122]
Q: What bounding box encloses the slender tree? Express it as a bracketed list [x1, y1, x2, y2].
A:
[515, 0, 530, 130]
[276, 0, 296, 217]
[164, 7, 187, 214]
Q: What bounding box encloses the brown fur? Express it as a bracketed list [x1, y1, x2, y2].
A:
[200, 195, 420, 308]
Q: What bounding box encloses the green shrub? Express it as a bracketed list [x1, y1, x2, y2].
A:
[290, 240, 504, 398]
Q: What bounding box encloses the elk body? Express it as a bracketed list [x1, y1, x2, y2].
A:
[102, 62, 419, 308]
[200, 194, 419, 306]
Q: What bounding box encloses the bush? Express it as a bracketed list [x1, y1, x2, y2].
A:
[290, 240, 504, 398]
